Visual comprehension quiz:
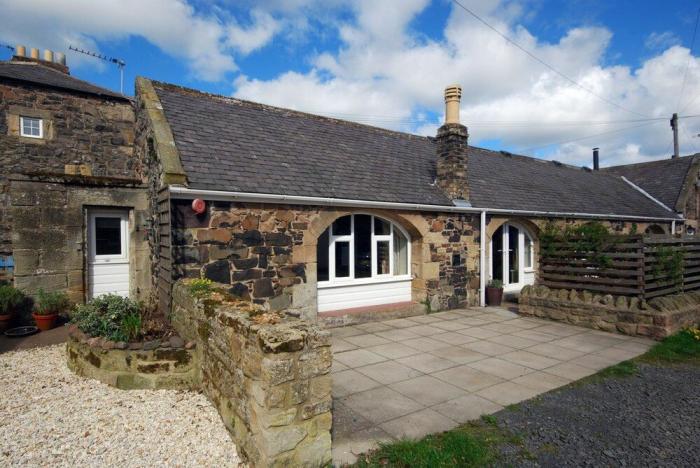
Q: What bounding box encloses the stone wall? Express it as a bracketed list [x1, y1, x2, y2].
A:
[170, 199, 481, 320]
[519, 285, 700, 339]
[8, 175, 150, 304]
[66, 329, 199, 390]
[171, 280, 332, 467]
[0, 79, 137, 257]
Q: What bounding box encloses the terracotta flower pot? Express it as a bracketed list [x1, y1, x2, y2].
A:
[486, 287, 503, 306]
[32, 313, 58, 331]
[0, 313, 12, 332]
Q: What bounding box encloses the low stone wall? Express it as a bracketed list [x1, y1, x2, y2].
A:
[172, 280, 332, 467]
[519, 285, 700, 340]
[66, 328, 199, 390]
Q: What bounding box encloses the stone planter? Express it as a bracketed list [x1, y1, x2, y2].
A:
[486, 287, 503, 306]
[66, 326, 199, 390]
[32, 313, 57, 331]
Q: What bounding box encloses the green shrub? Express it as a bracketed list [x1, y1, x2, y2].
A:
[0, 285, 26, 316]
[488, 279, 503, 289]
[35, 289, 71, 316]
[189, 277, 214, 298]
[72, 294, 143, 342]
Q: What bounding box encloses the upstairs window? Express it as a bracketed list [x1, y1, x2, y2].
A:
[317, 214, 411, 283]
[20, 116, 43, 138]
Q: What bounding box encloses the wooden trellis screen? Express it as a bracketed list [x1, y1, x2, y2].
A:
[539, 235, 700, 299]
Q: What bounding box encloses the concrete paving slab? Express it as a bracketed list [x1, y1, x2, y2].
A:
[462, 340, 517, 356]
[511, 371, 572, 392]
[331, 337, 358, 353]
[432, 331, 480, 345]
[402, 324, 445, 336]
[468, 357, 534, 380]
[432, 365, 504, 392]
[365, 342, 422, 359]
[382, 318, 420, 328]
[432, 394, 504, 422]
[544, 362, 597, 380]
[401, 336, 451, 352]
[341, 387, 424, 424]
[500, 350, 562, 370]
[334, 349, 387, 368]
[511, 329, 561, 343]
[407, 315, 446, 324]
[488, 334, 541, 349]
[355, 360, 423, 384]
[526, 342, 586, 361]
[332, 426, 393, 466]
[397, 353, 457, 373]
[344, 333, 392, 348]
[389, 375, 468, 406]
[430, 346, 489, 364]
[380, 409, 458, 440]
[458, 326, 503, 340]
[332, 369, 383, 397]
[331, 326, 365, 338]
[355, 322, 395, 333]
[431, 320, 473, 331]
[375, 328, 422, 342]
[477, 380, 542, 406]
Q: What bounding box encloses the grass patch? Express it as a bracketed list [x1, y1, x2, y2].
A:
[352, 421, 526, 468]
[638, 327, 700, 365]
[596, 359, 639, 378]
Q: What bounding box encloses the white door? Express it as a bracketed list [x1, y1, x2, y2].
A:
[490, 223, 535, 293]
[88, 210, 130, 298]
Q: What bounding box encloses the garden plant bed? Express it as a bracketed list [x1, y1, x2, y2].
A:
[66, 326, 199, 390]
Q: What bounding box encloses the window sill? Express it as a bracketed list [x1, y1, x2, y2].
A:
[318, 275, 413, 289]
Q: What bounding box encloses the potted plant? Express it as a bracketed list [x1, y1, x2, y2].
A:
[486, 279, 504, 306]
[33, 289, 70, 331]
[0, 284, 26, 332]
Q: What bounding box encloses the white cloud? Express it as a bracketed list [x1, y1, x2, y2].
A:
[0, 0, 281, 81]
[645, 31, 680, 51]
[233, 1, 700, 166]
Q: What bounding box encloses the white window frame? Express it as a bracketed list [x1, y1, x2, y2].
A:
[20, 116, 43, 139]
[319, 214, 411, 288]
[489, 223, 535, 285]
[88, 211, 129, 264]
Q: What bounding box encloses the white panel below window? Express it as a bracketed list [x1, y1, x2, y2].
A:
[318, 279, 412, 313]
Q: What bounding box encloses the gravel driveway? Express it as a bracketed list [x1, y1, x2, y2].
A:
[495, 363, 700, 467]
[0, 345, 241, 467]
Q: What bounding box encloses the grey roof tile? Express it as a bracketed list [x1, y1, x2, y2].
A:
[153, 81, 678, 219]
[0, 61, 127, 100]
[603, 155, 699, 210]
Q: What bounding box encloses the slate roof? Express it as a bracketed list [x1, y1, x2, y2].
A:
[152, 81, 679, 219]
[0, 61, 127, 100]
[603, 155, 699, 210]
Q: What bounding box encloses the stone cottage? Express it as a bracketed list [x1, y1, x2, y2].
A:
[0, 49, 149, 304]
[134, 78, 681, 325]
[0, 48, 685, 322]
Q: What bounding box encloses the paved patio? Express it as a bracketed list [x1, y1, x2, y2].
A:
[330, 307, 655, 465]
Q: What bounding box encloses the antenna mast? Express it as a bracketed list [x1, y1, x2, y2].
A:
[68, 45, 126, 94]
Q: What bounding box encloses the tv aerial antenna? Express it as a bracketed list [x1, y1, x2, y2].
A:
[69, 45, 126, 94]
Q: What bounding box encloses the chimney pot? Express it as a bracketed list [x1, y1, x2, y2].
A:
[30, 48, 39, 59]
[593, 147, 600, 171]
[54, 52, 66, 65]
[15, 45, 26, 57]
[444, 84, 462, 125]
[43, 49, 54, 62]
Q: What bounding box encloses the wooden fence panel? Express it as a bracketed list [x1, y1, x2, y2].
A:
[538, 235, 700, 299]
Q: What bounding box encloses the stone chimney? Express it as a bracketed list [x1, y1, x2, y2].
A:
[436, 84, 469, 202]
[11, 45, 70, 74]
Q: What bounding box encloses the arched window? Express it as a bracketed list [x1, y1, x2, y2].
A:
[317, 214, 410, 284]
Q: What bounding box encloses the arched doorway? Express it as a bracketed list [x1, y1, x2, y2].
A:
[316, 213, 411, 312]
[490, 222, 535, 293]
[644, 224, 666, 235]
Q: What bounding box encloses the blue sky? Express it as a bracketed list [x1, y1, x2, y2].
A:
[1, 0, 699, 165]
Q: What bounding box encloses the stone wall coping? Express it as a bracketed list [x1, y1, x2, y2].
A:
[67, 324, 195, 351]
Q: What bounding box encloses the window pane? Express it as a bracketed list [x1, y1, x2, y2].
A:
[332, 215, 351, 236]
[335, 241, 350, 277]
[95, 217, 122, 255]
[354, 214, 372, 278]
[393, 229, 408, 275]
[317, 228, 329, 281]
[374, 217, 390, 235]
[22, 117, 41, 137]
[524, 235, 532, 269]
[508, 225, 519, 283]
[376, 241, 390, 274]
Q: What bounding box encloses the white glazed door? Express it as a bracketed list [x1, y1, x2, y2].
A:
[88, 210, 130, 298]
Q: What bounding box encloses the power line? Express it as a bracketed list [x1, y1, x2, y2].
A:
[515, 120, 664, 154]
[451, 0, 649, 119]
[681, 121, 699, 153]
[676, 6, 700, 112]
